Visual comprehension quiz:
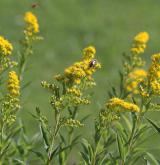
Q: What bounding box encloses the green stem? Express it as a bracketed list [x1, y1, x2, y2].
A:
[127, 105, 145, 160]
[47, 111, 61, 164]
[0, 114, 4, 159]
[91, 130, 103, 165]
[19, 44, 32, 81]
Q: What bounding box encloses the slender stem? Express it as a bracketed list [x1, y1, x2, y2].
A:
[92, 130, 103, 165]
[0, 110, 4, 159]
[47, 111, 61, 164]
[127, 100, 146, 161]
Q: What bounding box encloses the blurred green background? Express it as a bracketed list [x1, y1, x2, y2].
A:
[1, 0, 160, 159]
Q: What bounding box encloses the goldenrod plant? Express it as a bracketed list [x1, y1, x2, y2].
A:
[80, 32, 160, 165]
[0, 11, 41, 164]
[19, 11, 42, 81]
[0, 37, 20, 163]
[1, 9, 160, 165]
[32, 46, 101, 164]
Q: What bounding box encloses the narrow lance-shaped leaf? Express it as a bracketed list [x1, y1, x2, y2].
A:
[147, 118, 160, 134]
[144, 152, 159, 165]
[31, 150, 45, 162]
[116, 134, 125, 162]
[40, 124, 50, 151]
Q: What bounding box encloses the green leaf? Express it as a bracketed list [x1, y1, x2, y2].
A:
[80, 115, 90, 123]
[22, 81, 32, 90]
[6, 125, 22, 141]
[147, 118, 160, 134]
[116, 134, 125, 161]
[31, 150, 45, 161]
[112, 86, 117, 96]
[13, 159, 25, 165]
[144, 152, 159, 165]
[40, 124, 50, 151]
[128, 148, 144, 164]
[0, 142, 10, 158]
[59, 147, 66, 165]
[121, 115, 132, 132]
[60, 133, 67, 145]
[81, 140, 90, 156]
[50, 145, 60, 161]
[115, 122, 128, 142]
[80, 151, 90, 165]
[71, 134, 81, 145]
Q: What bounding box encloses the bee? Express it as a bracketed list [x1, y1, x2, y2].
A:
[31, 3, 39, 8]
[89, 59, 97, 68]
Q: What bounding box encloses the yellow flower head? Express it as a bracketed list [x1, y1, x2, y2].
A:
[7, 71, 20, 97]
[83, 46, 96, 60]
[67, 86, 82, 97]
[134, 32, 149, 44]
[126, 69, 147, 94]
[0, 36, 13, 56]
[131, 32, 149, 55]
[106, 97, 140, 113]
[59, 46, 101, 84]
[150, 80, 160, 95]
[151, 53, 160, 63]
[24, 11, 39, 36]
[148, 53, 160, 94]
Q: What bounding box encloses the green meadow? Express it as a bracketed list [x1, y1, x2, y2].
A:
[1, 0, 160, 163]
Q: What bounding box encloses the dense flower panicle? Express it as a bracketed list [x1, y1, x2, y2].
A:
[24, 11, 39, 36]
[126, 69, 147, 94]
[67, 86, 82, 97]
[0, 36, 13, 56]
[106, 98, 140, 112]
[55, 46, 101, 85]
[131, 32, 149, 55]
[148, 53, 160, 94]
[7, 71, 20, 97]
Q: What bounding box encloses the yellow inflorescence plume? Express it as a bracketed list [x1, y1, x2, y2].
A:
[131, 32, 149, 55]
[106, 97, 140, 112]
[7, 71, 20, 97]
[0, 36, 13, 56]
[24, 11, 39, 36]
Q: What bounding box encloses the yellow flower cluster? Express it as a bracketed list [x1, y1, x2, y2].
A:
[67, 86, 82, 97]
[106, 98, 140, 112]
[64, 118, 84, 127]
[83, 46, 96, 60]
[99, 110, 120, 124]
[69, 96, 90, 105]
[24, 11, 39, 36]
[126, 69, 147, 94]
[148, 53, 160, 94]
[0, 36, 13, 56]
[55, 46, 101, 84]
[7, 71, 20, 97]
[131, 32, 149, 55]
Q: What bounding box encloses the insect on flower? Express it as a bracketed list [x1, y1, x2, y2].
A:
[89, 59, 97, 68]
[31, 3, 39, 8]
